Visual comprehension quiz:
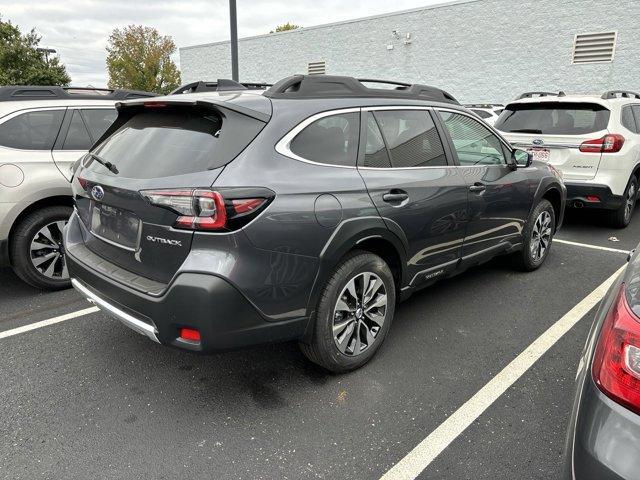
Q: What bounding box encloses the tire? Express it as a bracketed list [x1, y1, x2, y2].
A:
[514, 199, 555, 272]
[609, 175, 638, 229]
[300, 251, 396, 373]
[9, 205, 73, 290]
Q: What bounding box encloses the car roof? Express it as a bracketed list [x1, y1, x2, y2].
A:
[0, 98, 121, 119]
[507, 93, 640, 109]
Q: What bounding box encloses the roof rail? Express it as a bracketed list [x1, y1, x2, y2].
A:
[601, 90, 640, 100]
[515, 91, 566, 100]
[0, 86, 156, 102]
[263, 75, 459, 104]
[170, 80, 273, 95]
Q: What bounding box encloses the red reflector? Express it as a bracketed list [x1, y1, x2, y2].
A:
[179, 328, 201, 342]
[585, 195, 601, 202]
[592, 285, 640, 415]
[231, 198, 266, 214]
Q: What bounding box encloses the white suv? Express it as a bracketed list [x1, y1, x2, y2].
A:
[495, 90, 640, 228]
[465, 104, 504, 126]
[0, 86, 154, 289]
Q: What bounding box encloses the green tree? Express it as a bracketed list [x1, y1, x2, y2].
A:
[0, 16, 70, 86]
[106, 25, 181, 95]
[270, 22, 300, 34]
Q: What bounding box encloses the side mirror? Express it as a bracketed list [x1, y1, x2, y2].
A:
[512, 149, 533, 168]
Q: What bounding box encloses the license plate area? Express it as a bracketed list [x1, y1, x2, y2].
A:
[526, 147, 550, 162]
[90, 202, 141, 251]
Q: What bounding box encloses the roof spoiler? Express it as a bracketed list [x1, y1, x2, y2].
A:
[263, 74, 459, 104]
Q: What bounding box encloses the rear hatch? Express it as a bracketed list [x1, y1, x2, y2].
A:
[72, 100, 267, 284]
[495, 101, 610, 181]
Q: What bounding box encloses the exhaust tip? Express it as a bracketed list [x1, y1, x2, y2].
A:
[574, 200, 584, 209]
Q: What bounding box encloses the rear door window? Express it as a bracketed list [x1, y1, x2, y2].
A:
[82, 109, 117, 141]
[289, 112, 359, 167]
[0, 109, 64, 150]
[361, 111, 391, 168]
[439, 111, 506, 166]
[631, 106, 640, 134]
[374, 110, 447, 167]
[495, 102, 610, 135]
[62, 110, 92, 150]
[85, 106, 265, 178]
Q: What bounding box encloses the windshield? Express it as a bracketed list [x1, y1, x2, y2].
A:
[495, 102, 610, 135]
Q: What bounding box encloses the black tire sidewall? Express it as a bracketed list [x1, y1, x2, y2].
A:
[612, 175, 638, 228]
[312, 252, 396, 372]
[10, 206, 73, 290]
[521, 200, 555, 271]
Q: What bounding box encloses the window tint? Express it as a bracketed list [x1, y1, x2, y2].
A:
[621, 106, 638, 133]
[361, 112, 391, 168]
[631, 106, 640, 134]
[375, 110, 447, 168]
[289, 113, 359, 167]
[82, 109, 117, 141]
[62, 110, 92, 150]
[471, 109, 492, 119]
[440, 111, 506, 166]
[86, 106, 264, 179]
[495, 102, 610, 135]
[0, 109, 64, 150]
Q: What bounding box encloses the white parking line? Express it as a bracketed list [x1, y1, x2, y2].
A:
[0, 307, 99, 340]
[379, 264, 626, 480]
[555, 238, 631, 255]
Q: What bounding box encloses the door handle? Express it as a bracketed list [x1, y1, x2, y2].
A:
[469, 183, 486, 193]
[382, 190, 409, 203]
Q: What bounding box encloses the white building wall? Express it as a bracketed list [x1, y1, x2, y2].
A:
[179, 0, 640, 103]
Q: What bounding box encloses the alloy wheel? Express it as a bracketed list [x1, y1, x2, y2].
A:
[332, 272, 388, 356]
[625, 182, 636, 223]
[29, 220, 69, 280]
[530, 210, 552, 262]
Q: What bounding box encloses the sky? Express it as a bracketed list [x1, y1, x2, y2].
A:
[0, 0, 445, 87]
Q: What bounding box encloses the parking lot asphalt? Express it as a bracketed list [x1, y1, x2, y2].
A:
[0, 211, 638, 480]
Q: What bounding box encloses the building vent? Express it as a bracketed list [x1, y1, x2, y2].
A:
[308, 61, 326, 75]
[572, 31, 617, 64]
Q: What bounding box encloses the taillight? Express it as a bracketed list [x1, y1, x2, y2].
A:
[592, 284, 640, 415]
[141, 188, 270, 231]
[579, 134, 625, 153]
[77, 176, 88, 190]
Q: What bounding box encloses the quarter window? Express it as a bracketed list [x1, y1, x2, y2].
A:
[631, 106, 640, 134]
[289, 112, 359, 167]
[0, 109, 64, 150]
[374, 110, 447, 168]
[82, 109, 117, 141]
[62, 110, 92, 150]
[439, 111, 506, 166]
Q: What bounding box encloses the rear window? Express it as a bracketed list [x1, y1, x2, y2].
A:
[495, 102, 610, 135]
[84, 106, 264, 178]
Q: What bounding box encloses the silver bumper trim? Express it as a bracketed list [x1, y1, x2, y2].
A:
[71, 278, 160, 343]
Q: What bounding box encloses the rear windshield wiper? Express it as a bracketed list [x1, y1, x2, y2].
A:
[88, 152, 119, 174]
[507, 128, 543, 134]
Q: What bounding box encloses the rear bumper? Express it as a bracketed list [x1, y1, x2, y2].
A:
[66, 245, 309, 353]
[565, 183, 624, 210]
[567, 378, 640, 480]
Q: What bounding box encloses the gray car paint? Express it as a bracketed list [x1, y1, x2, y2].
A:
[564, 245, 640, 480]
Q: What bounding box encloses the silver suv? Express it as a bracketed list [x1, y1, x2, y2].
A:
[0, 86, 154, 289]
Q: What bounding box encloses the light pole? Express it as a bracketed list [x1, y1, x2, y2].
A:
[229, 0, 239, 81]
[37, 48, 57, 64]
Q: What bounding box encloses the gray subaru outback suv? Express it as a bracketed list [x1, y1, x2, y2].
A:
[65, 75, 566, 372]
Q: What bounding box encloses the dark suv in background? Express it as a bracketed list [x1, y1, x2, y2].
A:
[65, 75, 566, 372]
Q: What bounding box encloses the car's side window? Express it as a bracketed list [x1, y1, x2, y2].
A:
[621, 106, 638, 133]
[289, 112, 359, 167]
[62, 110, 93, 150]
[374, 110, 447, 167]
[82, 109, 117, 142]
[0, 109, 64, 150]
[361, 111, 391, 168]
[439, 111, 506, 166]
[630, 106, 640, 134]
[471, 109, 492, 119]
